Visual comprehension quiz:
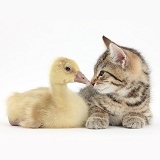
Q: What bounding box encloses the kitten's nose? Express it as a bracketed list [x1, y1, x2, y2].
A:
[91, 82, 95, 86]
[91, 79, 95, 86]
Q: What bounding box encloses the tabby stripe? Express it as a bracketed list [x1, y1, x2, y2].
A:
[111, 82, 123, 87]
[126, 93, 148, 107]
[105, 71, 123, 82]
[126, 83, 149, 107]
[143, 70, 149, 75]
[126, 82, 149, 106]
[89, 106, 104, 115]
[126, 85, 142, 98]
[107, 94, 121, 104]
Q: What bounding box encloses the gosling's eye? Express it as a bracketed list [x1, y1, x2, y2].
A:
[99, 71, 105, 76]
[65, 66, 71, 72]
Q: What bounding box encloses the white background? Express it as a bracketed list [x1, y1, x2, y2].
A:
[0, 0, 160, 160]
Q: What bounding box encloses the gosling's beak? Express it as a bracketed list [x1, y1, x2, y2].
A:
[74, 71, 90, 85]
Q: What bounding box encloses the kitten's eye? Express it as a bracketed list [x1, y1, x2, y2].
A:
[65, 66, 71, 72]
[99, 71, 105, 76]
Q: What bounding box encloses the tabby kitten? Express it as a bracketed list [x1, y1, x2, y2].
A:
[79, 36, 151, 129]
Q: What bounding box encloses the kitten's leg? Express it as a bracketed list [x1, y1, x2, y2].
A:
[122, 112, 147, 129]
[86, 106, 109, 129]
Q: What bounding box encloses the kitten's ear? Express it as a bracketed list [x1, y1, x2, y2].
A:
[102, 36, 112, 49]
[109, 43, 129, 69]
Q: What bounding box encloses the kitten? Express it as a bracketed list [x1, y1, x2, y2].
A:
[79, 36, 151, 129]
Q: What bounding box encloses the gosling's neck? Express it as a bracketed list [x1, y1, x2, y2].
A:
[50, 82, 69, 97]
[49, 71, 71, 104]
[49, 81, 72, 107]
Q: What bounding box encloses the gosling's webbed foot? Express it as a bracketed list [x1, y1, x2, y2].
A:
[9, 119, 20, 126]
[19, 121, 42, 128]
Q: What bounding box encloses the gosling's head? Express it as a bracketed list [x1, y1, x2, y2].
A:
[50, 57, 90, 85]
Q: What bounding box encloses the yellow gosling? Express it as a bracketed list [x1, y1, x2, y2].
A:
[7, 57, 90, 128]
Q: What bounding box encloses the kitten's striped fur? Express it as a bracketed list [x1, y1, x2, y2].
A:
[79, 36, 151, 129]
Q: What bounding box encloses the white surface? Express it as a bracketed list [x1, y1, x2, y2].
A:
[0, 0, 160, 160]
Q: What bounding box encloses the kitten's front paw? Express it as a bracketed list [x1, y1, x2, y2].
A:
[122, 115, 145, 129]
[85, 116, 109, 129]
